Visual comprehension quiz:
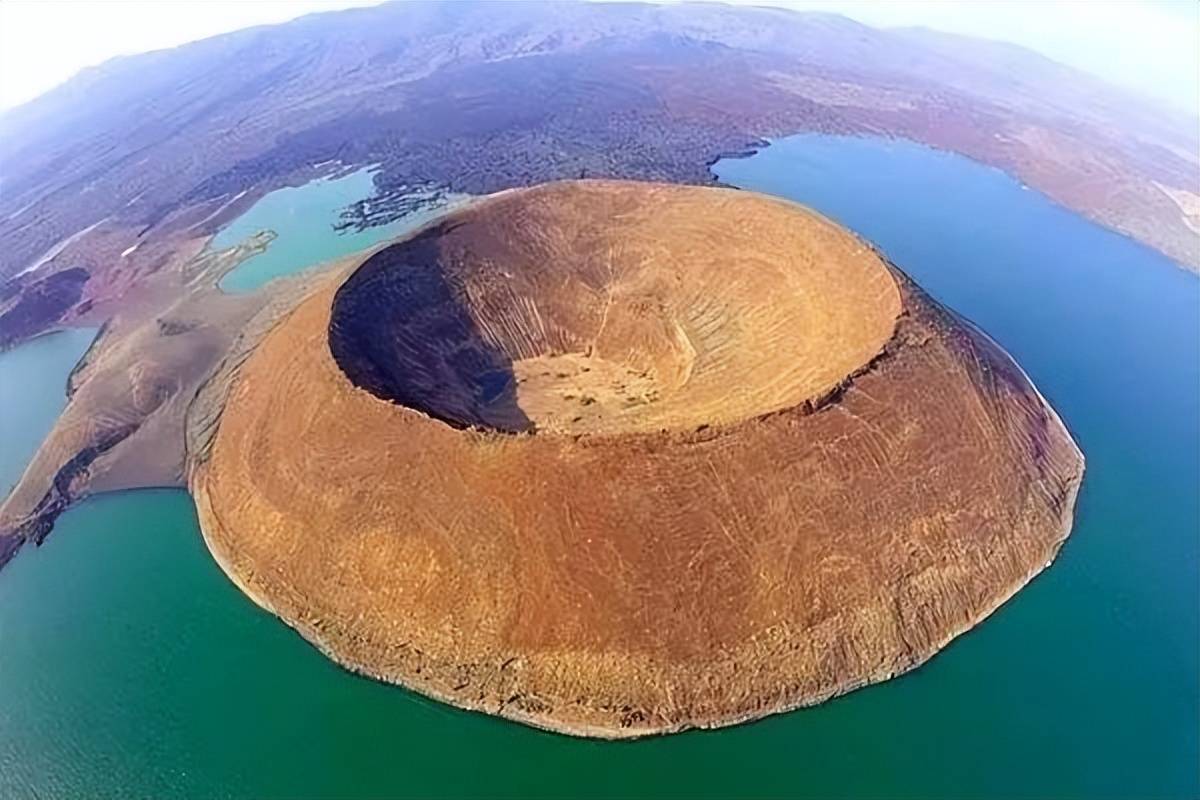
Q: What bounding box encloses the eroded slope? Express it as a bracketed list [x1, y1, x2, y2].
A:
[191, 180, 1083, 737]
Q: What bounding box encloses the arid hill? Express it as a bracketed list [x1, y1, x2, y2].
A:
[190, 181, 1084, 737]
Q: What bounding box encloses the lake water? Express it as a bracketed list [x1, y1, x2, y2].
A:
[0, 328, 95, 496]
[0, 135, 1196, 798]
[214, 167, 462, 293]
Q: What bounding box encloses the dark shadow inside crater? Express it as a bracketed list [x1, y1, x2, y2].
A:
[328, 224, 532, 432]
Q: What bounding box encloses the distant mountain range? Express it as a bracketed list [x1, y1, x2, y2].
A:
[0, 0, 1195, 303]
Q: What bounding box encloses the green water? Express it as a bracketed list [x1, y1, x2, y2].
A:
[0, 136, 1196, 798]
[0, 328, 95, 496]
[214, 168, 461, 293]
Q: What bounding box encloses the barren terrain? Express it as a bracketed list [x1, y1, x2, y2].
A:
[190, 181, 1084, 736]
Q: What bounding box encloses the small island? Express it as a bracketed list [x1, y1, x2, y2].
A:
[189, 180, 1083, 737]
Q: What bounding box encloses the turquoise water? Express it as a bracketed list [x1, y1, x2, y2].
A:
[0, 328, 95, 496]
[0, 135, 1196, 797]
[214, 168, 460, 293]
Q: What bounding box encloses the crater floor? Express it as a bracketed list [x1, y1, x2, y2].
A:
[190, 180, 1083, 737]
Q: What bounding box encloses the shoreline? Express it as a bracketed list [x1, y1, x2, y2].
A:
[708, 132, 1200, 275]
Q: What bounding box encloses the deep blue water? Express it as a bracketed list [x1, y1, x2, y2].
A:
[718, 134, 1200, 797]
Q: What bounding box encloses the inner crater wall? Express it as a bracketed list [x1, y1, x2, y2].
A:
[328, 181, 901, 435]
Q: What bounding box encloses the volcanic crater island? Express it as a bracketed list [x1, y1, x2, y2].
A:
[183, 180, 1083, 737]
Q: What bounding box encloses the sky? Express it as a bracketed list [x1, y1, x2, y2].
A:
[1, 0, 1197, 114]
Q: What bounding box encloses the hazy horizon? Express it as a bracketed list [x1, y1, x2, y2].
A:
[1, 0, 1197, 118]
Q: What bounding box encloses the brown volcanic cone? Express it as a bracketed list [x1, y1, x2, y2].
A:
[190, 180, 1083, 738]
